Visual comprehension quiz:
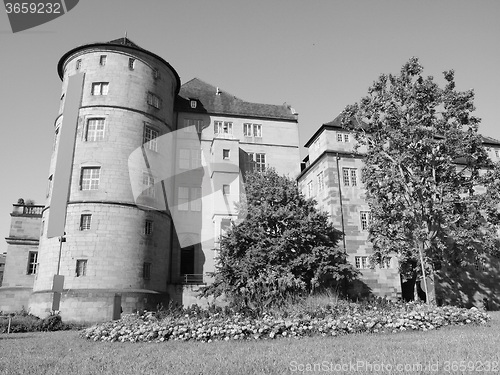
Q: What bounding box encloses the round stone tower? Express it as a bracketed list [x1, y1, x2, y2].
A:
[29, 38, 180, 321]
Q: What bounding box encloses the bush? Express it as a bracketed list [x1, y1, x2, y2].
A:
[0, 310, 83, 333]
[80, 301, 490, 343]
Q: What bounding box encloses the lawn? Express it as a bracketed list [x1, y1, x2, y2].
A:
[1, 312, 499, 375]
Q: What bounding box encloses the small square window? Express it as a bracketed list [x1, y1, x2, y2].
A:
[99, 55, 107, 66]
[144, 220, 153, 235]
[147, 92, 161, 109]
[223, 149, 230, 160]
[190, 100, 197, 109]
[76, 259, 87, 277]
[92, 82, 109, 96]
[495, 150, 499, 158]
[80, 214, 92, 231]
[223, 184, 230, 195]
[337, 133, 343, 142]
[129, 58, 135, 70]
[143, 262, 151, 279]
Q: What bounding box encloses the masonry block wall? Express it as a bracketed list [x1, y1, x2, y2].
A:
[0, 204, 42, 312]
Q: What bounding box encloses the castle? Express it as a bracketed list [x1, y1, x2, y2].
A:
[1, 38, 499, 321]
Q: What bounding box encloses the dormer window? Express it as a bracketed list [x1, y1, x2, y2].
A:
[190, 100, 197, 109]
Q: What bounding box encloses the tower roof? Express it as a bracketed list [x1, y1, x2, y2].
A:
[175, 78, 298, 121]
[57, 37, 181, 94]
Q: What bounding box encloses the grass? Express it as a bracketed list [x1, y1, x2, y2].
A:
[0, 312, 499, 375]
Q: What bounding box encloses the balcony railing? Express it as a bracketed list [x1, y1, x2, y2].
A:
[11, 204, 44, 217]
[181, 274, 205, 285]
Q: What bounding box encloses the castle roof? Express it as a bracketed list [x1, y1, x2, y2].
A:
[304, 114, 500, 148]
[175, 78, 298, 121]
[57, 37, 181, 94]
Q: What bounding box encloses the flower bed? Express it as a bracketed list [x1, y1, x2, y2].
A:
[80, 303, 490, 343]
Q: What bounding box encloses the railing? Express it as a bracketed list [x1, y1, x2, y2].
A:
[181, 274, 205, 285]
[23, 205, 43, 215]
[11, 204, 44, 217]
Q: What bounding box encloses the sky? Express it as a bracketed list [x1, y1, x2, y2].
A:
[0, 0, 499, 254]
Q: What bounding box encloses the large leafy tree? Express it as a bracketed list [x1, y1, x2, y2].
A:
[340, 57, 500, 297]
[202, 169, 358, 309]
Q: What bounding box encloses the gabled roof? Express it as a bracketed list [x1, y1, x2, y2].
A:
[304, 114, 500, 148]
[303, 114, 363, 147]
[175, 78, 298, 121]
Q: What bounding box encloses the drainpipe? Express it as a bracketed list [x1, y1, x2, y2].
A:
[336, 153, 346, 251]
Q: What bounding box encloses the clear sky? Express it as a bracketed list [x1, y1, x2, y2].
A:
[0, 0, 499, 254]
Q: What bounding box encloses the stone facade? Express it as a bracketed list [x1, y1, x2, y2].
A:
[1, 38, 300, 322]
[0, 204, 42, 312]
[298, 115, 500, 306]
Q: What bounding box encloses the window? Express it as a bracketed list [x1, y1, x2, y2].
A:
[40, 220, 45, 237]
[342, 168, 357, 186]
[317, 171, 325, 192]
[253, 124, 262, 137]
[360, 211, 371, 231]
[144, 126, 158, 151]
[355, 256, 369, 269]
[190, 100, 197, 108]
[223, 184, 230, 195]
[496, 150, 499, 158]
[153, 68, 160, 79]
[99, 55, 107, 66]
[80, 167, 100, 190]
[337, 132, 350, 142]
[46, 175, 53, 198]
[143, 262, 151, 279]
[243, 123, 262, 137]
[86, 118, 105, 141]
[128, 58, 135, 70]
[59, 94, 65, 113]
[214, 121, 232, 135]
[246, 153, 266, 172]
[223, 149, 230, 160]
[27, 251, 38, 275]
[178, 187, 189, 211]
[76, 59, 81, 70]
[307, 181, 314, 197]
[80, 214, 91, 230]
[76, 259, 87, 277]
[190, 187, 202, 211]
[220, 218, 231, 240]
[183, 119, 204, 133]
[179, 149, 201, 169]
[144, 220, 153, 235]
[92, 82, 109, 96]
[178, 187, 201, 211]
[53, 128, 59, 151]
[147, 92, 160, 108]
[142, 171, 155, 198]
[379, 257, 392, 269]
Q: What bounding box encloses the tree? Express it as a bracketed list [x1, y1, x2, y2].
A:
[340, 57, 500, 301]
[202, 169, 359, 309]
